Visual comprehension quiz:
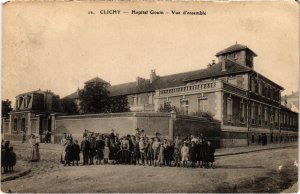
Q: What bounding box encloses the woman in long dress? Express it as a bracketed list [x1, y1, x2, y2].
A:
[29, 134, 40, 162]
[60, 133, 68, 164]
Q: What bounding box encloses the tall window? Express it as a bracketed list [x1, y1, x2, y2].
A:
[198, 98, 208, 112]
[240, 100, 245, 123]
[251, 103, 255, 124]
[13, 118, 18, 132]
[251, 78, 256, 92]
[270, 108, 273, 125]
[258, 104, 262, 125]
[180, 100, 189, 115]
[21, 118, 26, 132]
[227, 97, 232, 121]
[258, 82, 262, 95]
[275, 109, 278, 126]
[264, 107, 268, 125]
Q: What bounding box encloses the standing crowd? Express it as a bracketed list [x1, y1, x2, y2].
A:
[60, 128, 215, 168]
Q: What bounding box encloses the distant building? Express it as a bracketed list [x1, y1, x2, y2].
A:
[2, 89, 62, 142]
[281, 91, 299, 113]
[65, 43, 298, 147]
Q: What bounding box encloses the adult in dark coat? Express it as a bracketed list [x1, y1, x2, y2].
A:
[88, 134, 96, 165]
[73, 140, 81, 166]
[64, 140, 73, 166]
[197, 139, 205, 168]
[2, 141, 10, 173]
[81, 137, 90, 165]
[205, 141, 215, 168]
[95, 136, 105, 165]
[189, 141, 197, 168]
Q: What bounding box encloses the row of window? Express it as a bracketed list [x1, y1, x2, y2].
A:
[226, 97, 298, 127]
[16, 96, 32, 109]
[250, 77, 280, 101]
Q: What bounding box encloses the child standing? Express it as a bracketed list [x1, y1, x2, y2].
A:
[181, 142, 189, 168]
[206, 141, 215, 168]
[73, 140, 80, 166]
[173, 147, 180, 167]
[103, 142, 110, 164]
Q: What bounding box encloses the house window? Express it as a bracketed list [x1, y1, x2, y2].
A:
[198, 98, 208, 112]
[227, 97, 232, 121]
[240, 100, 245, 123]
[258, 82, 262, 95]
[275, 109, 278, 126]
[251, 103, 255, 124]
[13, 118, 18, 132]
[251, 134, 255, 143]
[258, 104, 262, 125]
[21, 118, 26, 132]
[264, 107, 268, 125]
[180, 100, 189, 115]
[251, 78, 256, 92]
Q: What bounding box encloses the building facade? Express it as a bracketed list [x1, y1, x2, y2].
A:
[2, 89, 62, 142]
[3, 43, 297, 147]
[65, 44, 298, 147]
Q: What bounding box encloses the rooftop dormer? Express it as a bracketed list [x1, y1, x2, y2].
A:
[215, 43, 257, 69]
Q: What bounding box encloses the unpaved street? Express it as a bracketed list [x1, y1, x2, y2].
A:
[1, 146, 298, 193]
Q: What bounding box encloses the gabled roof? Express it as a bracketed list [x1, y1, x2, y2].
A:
[109, 59, 252, 96]
[215, 44, 257, 57]
[84, 77, 109, 85]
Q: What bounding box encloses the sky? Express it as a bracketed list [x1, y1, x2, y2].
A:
[2, 1, 299, 104]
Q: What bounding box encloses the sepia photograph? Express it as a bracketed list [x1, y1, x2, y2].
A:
[1, 1, 299, 193]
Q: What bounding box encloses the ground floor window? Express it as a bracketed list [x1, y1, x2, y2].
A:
[13, 118, 18, 132]
[227, 97, 232, 121]
[180, 100, 189, 115]
[198, 98, 208, 112]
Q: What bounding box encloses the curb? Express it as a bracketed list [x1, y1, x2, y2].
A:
[215, 145, 297, 157]
[1, 168, 31, 182]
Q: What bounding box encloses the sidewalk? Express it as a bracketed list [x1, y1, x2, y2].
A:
[215, 142, 298, 157]
[1, 160, 31, 182]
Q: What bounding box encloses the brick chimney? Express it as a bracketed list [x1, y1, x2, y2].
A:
[150, 69, 157, 83]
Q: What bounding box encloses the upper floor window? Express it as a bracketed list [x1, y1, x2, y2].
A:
[226, 97, 233, 121]
[264, 107, 268, 125]
[251, 103, 255, 124]
[198, 98, 208, 112]
[258, 82, 262, 95]
[258, 104, 262, 125]
[251, 78, 256, 92]
[180, 100, 189, 115]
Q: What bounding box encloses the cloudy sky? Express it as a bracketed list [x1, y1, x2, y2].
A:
[2, 1, 299, 103]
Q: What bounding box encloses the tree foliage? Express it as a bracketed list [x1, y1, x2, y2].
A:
[2, 99, 13, 117]
[78, 82, 129, 113]
[60, 98, 79, 115]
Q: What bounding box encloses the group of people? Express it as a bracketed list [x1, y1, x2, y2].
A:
[1, 140, 16, 173]
[61, 128, 215, 168]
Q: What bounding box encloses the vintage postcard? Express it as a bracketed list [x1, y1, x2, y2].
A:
[1, 1, 299, 193]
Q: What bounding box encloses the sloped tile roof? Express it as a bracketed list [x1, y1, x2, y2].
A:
[109, 59, 252, 96]
[216, 44, 257, 57]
